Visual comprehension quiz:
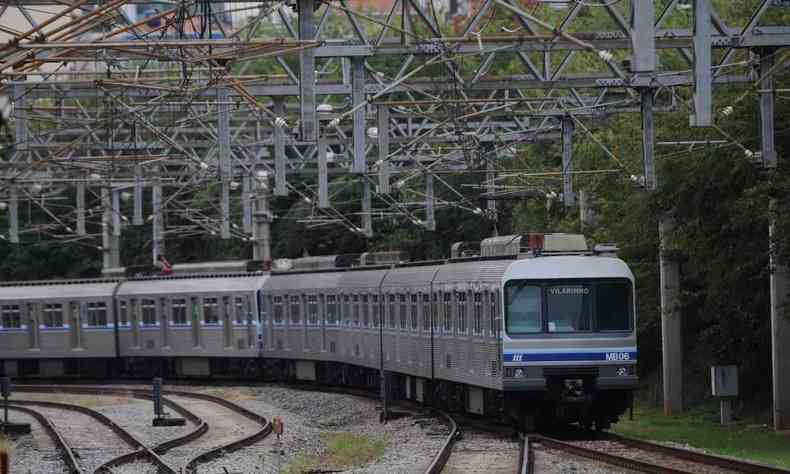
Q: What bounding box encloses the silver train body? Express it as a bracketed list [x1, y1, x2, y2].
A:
[0, 237, 637, 427]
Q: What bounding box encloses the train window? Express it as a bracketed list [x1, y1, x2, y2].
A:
[505, 284, 542, 334]
[326, 295, 338, 326]
[203, 298, 219, 325]
[307, 295, 319, 325]
[371, 295, 380, 327]
[443, 293, 452, 333]
[43, 304, 63, 328]
[352, 295, 360, 326]
[119, 302, 129, 326]
[172, 299, 188, 325]
[399, 294, 407, 330]
[273, 296, 284, 325]
[546, 284, 592, 332]
[342, 295, 351, 326]
[410, 294, 418, 331]
[87, 302, 108, 327]
[422, 294, 430, 331]
[142, 299, 157, 326]
[1, 305, 21, 329]
[473, 293, 483, 335]
[457, 292, 467, 334]
[234, 297, 245, 324]
[388, 294, 397, 329]
[595, 282, 631, 331]
[290, 295, 301, 324]
[361, 295, 370, 327]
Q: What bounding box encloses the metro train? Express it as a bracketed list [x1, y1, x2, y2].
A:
[0, 234, 637, 429]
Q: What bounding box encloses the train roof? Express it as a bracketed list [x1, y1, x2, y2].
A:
[263, 269, 343, 292]
[0, 279, 120, 301]
[502, 255, 633, 281]
[432, 259, 513, 286]
[118, 273, 268, 297]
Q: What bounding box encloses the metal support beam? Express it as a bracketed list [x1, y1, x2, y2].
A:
[9, 184, 19, 244]
[641, 89, 656, 190]
[760, 50, 777, 168]
[299, 0, 317, 141]
[13, 83, 28, 163]
[425, 173, 436, 231]
[76, 180, 86, 236]
[273, 99, 288, 196]
[693, 0, 712, 127]
[630, 0, 656, 73]
[361, 179, 373, 238]
[253, 171, 271, 263]
[218, 88, 232, 240]
[352, 56, 367, 174]
[561, 116, 575, 208]
[377, 105, 390, 194]
[318, 137, 329, 208]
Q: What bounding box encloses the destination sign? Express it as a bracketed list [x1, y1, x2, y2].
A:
[548, 287, 590, 296]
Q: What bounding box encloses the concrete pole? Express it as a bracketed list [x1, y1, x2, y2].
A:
[101, 187, 113, 270]
[8, 183, 18, 244]
[642, 87, 683, 415]
[561, 116, 575, 208]
[152, 179, 163, 265]
[762, 50, 790, 430]
[659, 216, 682, 415]
[253, 171, 271, 263]
[76, 179, 86, 236]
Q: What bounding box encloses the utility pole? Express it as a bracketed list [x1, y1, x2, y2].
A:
[761, 48, 790, 431]
[253, 170, 271, 264]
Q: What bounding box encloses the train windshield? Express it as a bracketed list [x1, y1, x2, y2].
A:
[505, 279, 632, 335]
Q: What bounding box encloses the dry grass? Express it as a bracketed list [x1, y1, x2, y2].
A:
[0, 434, 14, 456]
[199, 387, 257, 401]
[283, 432, 387, 474]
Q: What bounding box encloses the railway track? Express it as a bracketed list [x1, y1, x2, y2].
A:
[6, 404, 82, 474]
[14, 385, 271, 474]
[517, 431, 790, 474]
[425, 409, 458, 474]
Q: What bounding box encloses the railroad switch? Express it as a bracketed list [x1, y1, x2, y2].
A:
[151, 378, 186, 427]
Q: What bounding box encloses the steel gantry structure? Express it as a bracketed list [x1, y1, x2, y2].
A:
[0, 0, 789, 429]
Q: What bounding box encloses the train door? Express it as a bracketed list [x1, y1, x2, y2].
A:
[222, 295, 232, 348]
[256, 289, 264, 355]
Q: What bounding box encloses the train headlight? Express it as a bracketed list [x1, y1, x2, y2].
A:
[616, 367, 629, 377]
[514, 368, 524, 378]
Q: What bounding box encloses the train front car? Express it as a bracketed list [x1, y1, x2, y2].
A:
[501, 254, 637, 430]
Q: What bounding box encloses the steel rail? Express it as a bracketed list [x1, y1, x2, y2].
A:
[532, 434, 694, 474]
[9, 398, 177, 474]
[601, 432, 790, 474]
[424, 409, 458, 474]
[14, 385, 271, 474]
[7, 405, 83, 474]
[518, 434, 532, 474]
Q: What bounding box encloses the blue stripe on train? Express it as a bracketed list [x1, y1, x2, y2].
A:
[504, 351, 637, 362]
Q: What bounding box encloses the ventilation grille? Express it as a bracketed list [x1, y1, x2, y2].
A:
[543, 367, 599, 378]
[330, 341, 336, 353]
[490, 360, 498, 377]
[445, 354, 452, 369]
